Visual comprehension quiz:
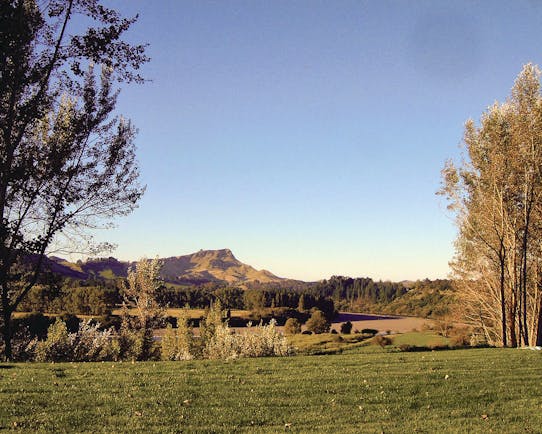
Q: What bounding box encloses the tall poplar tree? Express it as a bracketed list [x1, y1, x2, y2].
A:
[0, 0, 148, 360]
[441, 64, 542, 347]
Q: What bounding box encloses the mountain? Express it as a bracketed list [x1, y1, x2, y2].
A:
[161, 249, 283, 285]
[49, 249, 285, 286]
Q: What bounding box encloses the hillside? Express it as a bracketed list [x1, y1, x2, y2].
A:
[49, 249, 285, 286]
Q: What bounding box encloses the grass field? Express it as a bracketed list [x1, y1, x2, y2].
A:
[1, 348, 541, 433]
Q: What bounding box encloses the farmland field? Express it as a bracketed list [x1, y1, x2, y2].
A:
[1, 348, 541, 433]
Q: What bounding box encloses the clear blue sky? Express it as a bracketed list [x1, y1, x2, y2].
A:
[84, 0, 542, 281]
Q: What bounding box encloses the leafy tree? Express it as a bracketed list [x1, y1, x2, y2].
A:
[243, 289, 266, 312]
[340, 321, 352, 334]
[214, 287, 244, 309]
[0, 0, 148, 360]
[440, 64, 542, 347]
[283, 317, 301, 335]
[297, 293, 307, 311]
[305, 309, 330, 334]
[121, 258, 164, 360]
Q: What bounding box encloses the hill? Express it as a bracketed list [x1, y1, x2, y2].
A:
[49, 249, 285, 286]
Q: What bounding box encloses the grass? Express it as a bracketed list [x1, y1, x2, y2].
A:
[391, 331, 450, 348]
[286, 331, 451, 355]
[98, 269, 116, 279]
[287, 332, 370, 355]
[1, 348, 541, 433]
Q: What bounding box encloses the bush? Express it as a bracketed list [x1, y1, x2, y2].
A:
[161, 310, 194, 361]
[340, 321, 353, 334]
[117, 318, 160, 361]
[70, 320, 119, 361]
[0, 326, 38, 362]
[35, 319, 119, 362]
[205, 319, 292, 359]
[305, 309, 330, 334]
[35, 319, 72, 362]
[284, 318, 301, 335]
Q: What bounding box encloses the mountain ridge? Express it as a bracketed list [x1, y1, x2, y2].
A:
[48, 249, 286, 286]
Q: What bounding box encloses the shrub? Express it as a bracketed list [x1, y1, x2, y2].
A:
[161, 310, 194, 361]
[373, 335, 391, 348]
[199, 302, 225, 347]
[117, 317, 160, 361]
[35, 319, 72, 362]
[70, 320, 120, 362]
[240, 320, 292, 358]
[340, 321, 353, 334]
[284, 318, 301, 335]
[305, 309, 330, 334]
[205, 320, 292, 360]
[204, 323, 236, 359]
[35, 319, 119, 362]
[0, 326, 38, 362]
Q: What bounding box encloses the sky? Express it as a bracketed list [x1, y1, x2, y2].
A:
[75, 0, 542, 282]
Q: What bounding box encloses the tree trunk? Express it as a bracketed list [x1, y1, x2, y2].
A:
[1, 304, 12, 361]
[508, 293, 518, 347]
[499, 255, 508, 347]
[521, 225, 530, 346]
[536, 296, 542, 346]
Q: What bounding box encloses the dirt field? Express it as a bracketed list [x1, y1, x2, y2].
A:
[330, 312, 434, 334]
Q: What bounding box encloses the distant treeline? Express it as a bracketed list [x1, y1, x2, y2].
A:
[16, 275, 454, 319]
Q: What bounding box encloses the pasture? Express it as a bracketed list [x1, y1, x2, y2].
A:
[1, 348, 541, 433]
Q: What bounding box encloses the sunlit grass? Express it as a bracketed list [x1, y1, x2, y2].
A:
[1, 348, 540, 433]
[391, 331, 450, 347]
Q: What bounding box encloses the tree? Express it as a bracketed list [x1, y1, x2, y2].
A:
[305, 309, 330, 334]
[0, 1, 148, 360]
[121, 258, 164, 360]
[440, 64, 542, 347]
[283, 317, 301, 335]
[340, 321, 352, 334]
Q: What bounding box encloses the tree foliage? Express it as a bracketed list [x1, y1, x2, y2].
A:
[120, 258, 164, 360]
[305, 309, 330, 334]
[0, 0, 147, 360]
[440, 64, 542, 347]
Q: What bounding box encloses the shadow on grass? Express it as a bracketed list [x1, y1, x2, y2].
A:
[0, 364, 15, 369]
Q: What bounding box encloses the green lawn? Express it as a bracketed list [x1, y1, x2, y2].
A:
[390, 331, 450, 348]
[0, 348, 541, 433]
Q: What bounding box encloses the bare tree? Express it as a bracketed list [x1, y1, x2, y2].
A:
[0, 0, 148, 360]
[440, 64, 542, 347]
